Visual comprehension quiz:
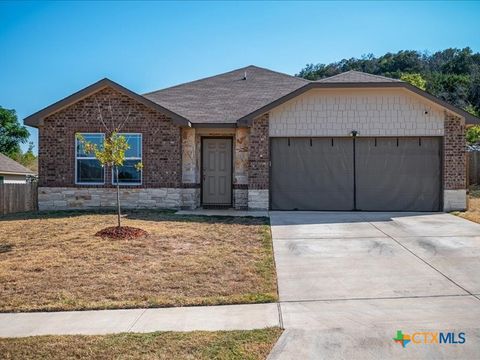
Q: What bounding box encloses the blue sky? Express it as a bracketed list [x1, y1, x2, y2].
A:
[1, 1, 479, 154]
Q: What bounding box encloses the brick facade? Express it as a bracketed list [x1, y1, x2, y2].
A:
[36, 85, 468, 212]
[443, 113, 466, 190]
[248, 113, 269, 190]
[39, 87, 181, 188]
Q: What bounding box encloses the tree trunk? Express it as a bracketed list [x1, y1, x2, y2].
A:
[115, 166, 121, 228]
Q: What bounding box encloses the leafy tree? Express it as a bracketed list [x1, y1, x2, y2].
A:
[296, 47, 480, 122]
[77, 132, 142, 228]
[0, 107, 29, 157]
[466, 126, 480, 145]
[10, 142, 37, 172]
[400, 73, 427, 90]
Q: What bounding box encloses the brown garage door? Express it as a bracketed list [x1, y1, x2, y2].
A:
[270, 137, 442, 211]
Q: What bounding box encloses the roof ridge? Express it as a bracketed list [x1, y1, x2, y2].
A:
[317, 70, 403, 83]
[315, 71, 353, 81]
[245, 65, 311, 83]
[143, 66, 254, 95]
[143, 65, 309, 96]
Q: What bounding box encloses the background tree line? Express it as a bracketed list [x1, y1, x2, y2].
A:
[0, 107, 37, 172]
[297, 47, 480, 118]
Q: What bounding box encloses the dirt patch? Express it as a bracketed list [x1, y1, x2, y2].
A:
[455, 190, 480, 224]
[95, 226, 148, 240]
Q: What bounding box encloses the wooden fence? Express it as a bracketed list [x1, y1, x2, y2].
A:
[468, 152, 480, 185]
[0, 183, 38, 215]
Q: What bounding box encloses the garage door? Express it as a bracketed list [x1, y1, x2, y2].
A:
[270, 137, 441, 211]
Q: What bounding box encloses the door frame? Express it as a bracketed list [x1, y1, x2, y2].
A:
[200, 136, 234, 207]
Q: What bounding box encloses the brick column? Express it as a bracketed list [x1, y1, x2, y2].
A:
[443, 113, 467, 211]
[248, 114, 269, 209]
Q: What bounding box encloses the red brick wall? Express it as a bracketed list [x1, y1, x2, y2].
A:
[39, 87, 182, 188]
[444, 113, 466, 190]
[248, 114, 269, 190]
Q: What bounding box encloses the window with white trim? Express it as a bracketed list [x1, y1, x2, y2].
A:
[112, 133, 142, 185]
[75, 133, 105, 184]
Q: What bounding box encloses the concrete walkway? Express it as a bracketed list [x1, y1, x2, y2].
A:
[176, 209, 268, 217]
[0, 303, 279, 337]
[268, 211, 480, 359]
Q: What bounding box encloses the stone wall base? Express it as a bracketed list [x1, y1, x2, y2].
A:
[443, 189, 467, 212]
[181, 188, 200, 210]
[38, 187, 198, 211]
[248, 189, 269, 210]
[233, 189, 248, 210]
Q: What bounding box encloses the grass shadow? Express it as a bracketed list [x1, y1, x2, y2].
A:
[0, 243, 13, 253]
[0, 208, 269, 226]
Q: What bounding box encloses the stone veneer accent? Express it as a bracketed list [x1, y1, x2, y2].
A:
[269, 88, 445, 137]
[233, 189, 248, 210]
[39, 87, 181, 188]
[444, 190, 467, 212]
[247, 113, 270, 210]
[181, 188, 200, 210]
[248, 189, 269, 210]
[38, 187, 187, 210]
[181, 128, 197, 184]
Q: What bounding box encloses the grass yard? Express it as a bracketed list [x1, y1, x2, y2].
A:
[455, 186, 480, 223]
[0, 210, 277, 312]
[0, 328, 283, 360]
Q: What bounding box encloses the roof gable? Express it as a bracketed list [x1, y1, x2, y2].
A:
[0, 153, 34, 175]
[238, 71, 480, 125]
[143, 65, 309, 124]
[24, 78, 190, 128]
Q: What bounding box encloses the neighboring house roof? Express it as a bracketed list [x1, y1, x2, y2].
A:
[24, 66, 480, 128]
[0, 153, 34, 175]
[24, 78, 190, 128]
[143, 65, 309, 125]
[316, 70, 403, 83]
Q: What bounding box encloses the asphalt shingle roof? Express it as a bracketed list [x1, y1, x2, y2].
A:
[317, 70, 403, 83]
[0, 153, 34, 175]
[143, 65, 309, 124]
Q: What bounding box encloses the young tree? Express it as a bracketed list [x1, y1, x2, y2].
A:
[0, 107, 29, 157]
[77, 132, 142, 228]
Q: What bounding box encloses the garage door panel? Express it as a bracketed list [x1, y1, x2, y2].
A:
[356, 137, 441, 211]
[271, 138, 354, 210]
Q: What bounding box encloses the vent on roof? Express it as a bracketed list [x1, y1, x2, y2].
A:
[243, 71, 247, 80]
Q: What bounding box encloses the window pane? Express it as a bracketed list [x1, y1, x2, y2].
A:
[77, 159, 104, 183]
[77, 134, 104, 157]
[113, 160, 141, 184]
[124, 134, 141, 158]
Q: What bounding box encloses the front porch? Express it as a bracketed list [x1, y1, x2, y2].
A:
[181, 123, 269, 210]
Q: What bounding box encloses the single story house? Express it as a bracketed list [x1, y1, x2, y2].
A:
[24, 66, 478, 212]
[0, 153, 35, 184]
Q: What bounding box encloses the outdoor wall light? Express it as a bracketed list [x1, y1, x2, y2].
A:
[350, 130, 359, 137]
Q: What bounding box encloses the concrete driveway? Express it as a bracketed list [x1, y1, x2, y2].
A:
[268, 212, 480, 359]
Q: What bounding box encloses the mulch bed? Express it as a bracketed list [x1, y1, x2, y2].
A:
[95, 226, 148, 240]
